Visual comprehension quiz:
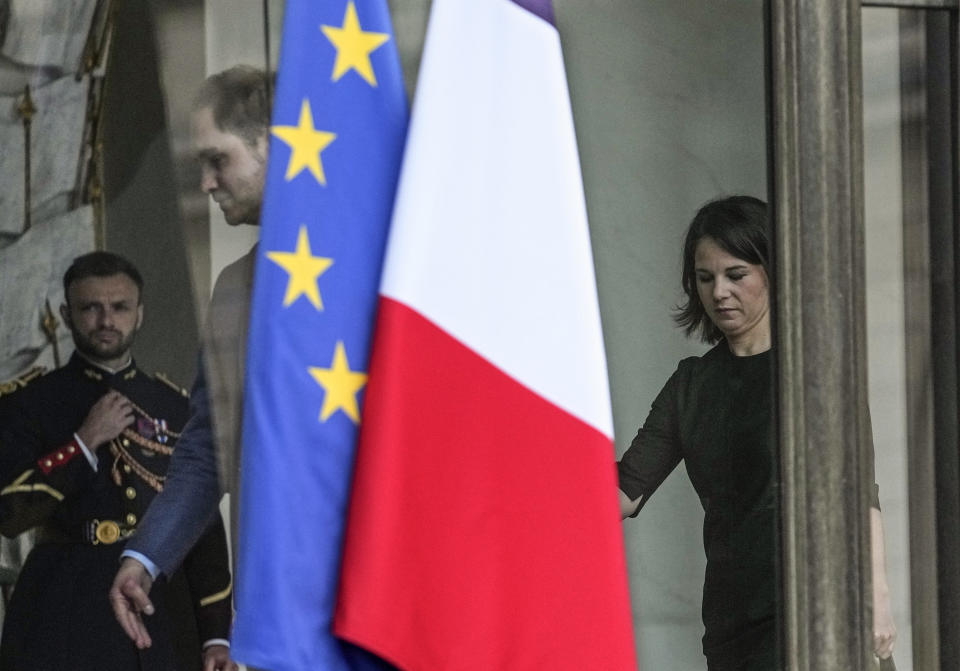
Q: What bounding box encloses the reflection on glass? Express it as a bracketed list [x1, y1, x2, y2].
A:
[861, 7, 942, 670]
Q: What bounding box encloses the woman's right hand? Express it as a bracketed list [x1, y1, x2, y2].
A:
[619, 489, 641, 519]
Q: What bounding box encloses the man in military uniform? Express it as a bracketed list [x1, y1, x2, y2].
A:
[0, 251, 234, 671]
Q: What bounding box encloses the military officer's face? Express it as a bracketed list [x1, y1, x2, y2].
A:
[61, 273, 143, 369]
[191, 105, 268, 227]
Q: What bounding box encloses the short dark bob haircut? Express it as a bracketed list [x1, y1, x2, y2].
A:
[63, 251, 144, 304]
[674, 195, 770, 343]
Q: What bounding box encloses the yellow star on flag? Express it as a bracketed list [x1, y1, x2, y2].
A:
[266, 225, 333, 310]
[320, 1, 391, 86]
[309, 341, 368, 423]
[270, 99, 336, 184]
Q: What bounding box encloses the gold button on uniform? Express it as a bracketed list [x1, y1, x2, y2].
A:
[125, 487, 136, 500]
[95, 520, 121, 544]
[43, 460, 52, 468]
[123, 464, 132, 474]
[122, 438, 130, 447]
[66, 445, 76, 454]
[55, 453, 64, 461]
[125, 513, 137, 526]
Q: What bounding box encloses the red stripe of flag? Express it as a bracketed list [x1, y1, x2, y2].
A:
[335, 298, 636, 670]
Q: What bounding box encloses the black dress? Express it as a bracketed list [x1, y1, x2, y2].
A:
[618, 343, 779, 670]
[0, 354, 232, 671]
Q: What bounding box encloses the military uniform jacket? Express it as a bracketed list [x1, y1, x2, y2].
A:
[0, 354, 232, 671]
[128, 247, 256, 576]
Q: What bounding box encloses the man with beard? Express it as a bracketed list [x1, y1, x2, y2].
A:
[0, 251, 233, 671]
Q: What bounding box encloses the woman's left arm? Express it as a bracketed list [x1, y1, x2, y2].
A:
[871, 506, 896, 660]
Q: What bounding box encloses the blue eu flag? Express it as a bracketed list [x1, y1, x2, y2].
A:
[231, 1, 407, 669]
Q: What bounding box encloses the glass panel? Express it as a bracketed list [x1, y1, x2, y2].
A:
[861, 6, 956, 669]
[0, 0, 286, 649]
[151, 0, 286, 323]
[862, 7, 914, 668]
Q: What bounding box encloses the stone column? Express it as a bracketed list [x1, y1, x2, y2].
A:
[769, 1, 875, 668]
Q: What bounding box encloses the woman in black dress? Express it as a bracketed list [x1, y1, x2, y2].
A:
[617, 196, 895, 670]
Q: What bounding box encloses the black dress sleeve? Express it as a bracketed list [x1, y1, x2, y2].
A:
[0, 394, 97, 538]
[617, 361, 688, 515]
[862, 402, 882, 510]
[181, 513, 233, 645]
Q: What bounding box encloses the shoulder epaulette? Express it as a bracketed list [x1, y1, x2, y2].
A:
[0, 366, 47, 399]
[153, 372, 190, 398]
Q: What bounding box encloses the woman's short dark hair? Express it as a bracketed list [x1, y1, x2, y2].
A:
[674, 195, 770, 343]
[63, 251, 144, 304]
[193, 65, 274, 147]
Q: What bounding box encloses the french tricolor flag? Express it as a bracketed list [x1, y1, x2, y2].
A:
[335, 0, 637, 668]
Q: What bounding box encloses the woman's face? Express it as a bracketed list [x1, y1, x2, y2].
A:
[694, 237, 770, 346]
